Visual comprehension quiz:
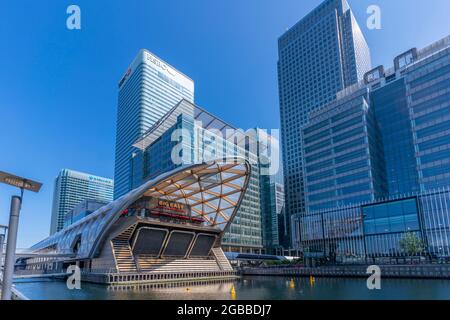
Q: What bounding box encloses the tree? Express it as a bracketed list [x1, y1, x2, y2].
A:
[399, 232, 425, 256]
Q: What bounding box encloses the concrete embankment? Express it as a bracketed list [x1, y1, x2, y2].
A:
[241, 265, 450, 280]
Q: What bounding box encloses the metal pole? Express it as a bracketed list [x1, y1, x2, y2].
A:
[1, 196, 21, 300]
[0, 234, 4, 271]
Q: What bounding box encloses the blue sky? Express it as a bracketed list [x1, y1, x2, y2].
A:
[1, 0, 449, 248]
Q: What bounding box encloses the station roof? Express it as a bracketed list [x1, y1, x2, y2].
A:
[31, 158, 251, 260]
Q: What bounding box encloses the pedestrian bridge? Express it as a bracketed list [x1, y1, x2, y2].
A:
[1, 248, 75, 259]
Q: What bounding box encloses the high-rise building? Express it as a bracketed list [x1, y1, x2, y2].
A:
[265, 183, 285, 252]
[50, 169, 113, 235]
[63, 199, 108, 229]
[277, 0, 371, 245]
[294, 36, 450, 260]
[301, 35, 450, 214]
[301, 87, 386, 213]
[130, 99, 276, 253]
[114, 49, 194, 199]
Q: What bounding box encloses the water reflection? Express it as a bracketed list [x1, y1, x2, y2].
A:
[14, 276, 450, 300]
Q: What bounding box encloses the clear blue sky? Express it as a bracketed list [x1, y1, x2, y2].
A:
[1, 0, 449, 248]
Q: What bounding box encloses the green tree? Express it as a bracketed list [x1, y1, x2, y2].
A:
[399, 232, 425, 256]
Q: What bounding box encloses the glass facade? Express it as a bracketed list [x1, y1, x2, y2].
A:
[261, 181, 285, 252]
[371, 79, 420, 195]
[277, 0, 371, 245]
[114, 49, 194, 199]
[294, 189, 450, 262]
[363, 198, 420, 257]
[50, 169, 114, 235]
[63, 199, 108, 229]
[302, 89, 384, 212]
[294, 36, 450, 255]
[131, 100, 266, 252]
[407, 41, 450, 191]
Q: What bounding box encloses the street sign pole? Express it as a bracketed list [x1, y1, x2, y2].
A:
[1, 196, 22, 300]
[0, 171, 42, 300]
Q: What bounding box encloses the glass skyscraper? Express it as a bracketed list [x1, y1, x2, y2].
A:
[114, 49, 194, 199]
[277, 0, 371, 245]
[294, 36, 450, 260]
[300, 35, 450, 211]
[302, 87, 385, 213]
[50, 169, 114, 235]
[261, 182, 285, 252]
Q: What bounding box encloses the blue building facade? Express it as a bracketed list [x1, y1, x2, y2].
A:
[130, 100, 269, 253]
[50, 169, 114, 235]
[293, 36, 450, 260]
[114, 49, 194, 199]
[294, 190, 450, 264]
[302, 88, 385, 213]
[277, 0, 371, 246]
[63, 199, 108, 229]
[371, 79, 420, 196]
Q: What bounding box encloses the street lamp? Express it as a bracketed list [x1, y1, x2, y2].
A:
[0, 171, 42, 300]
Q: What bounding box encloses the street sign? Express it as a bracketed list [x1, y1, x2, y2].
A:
[0, 171, 42, 193]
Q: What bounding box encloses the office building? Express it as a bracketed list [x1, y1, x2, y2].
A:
[294, 35, 450, 259]
[261, 182, 285, 253]
[114, 49, 194, 199]
[131, 99, 274, 253]
[63, 199, 108, 228]
[277, 0, 372, 245]
[50, 169, 114, 235]
[301, 87, 385, 213]
[294, 188, 450, 263]
[301, 35, 450, 213]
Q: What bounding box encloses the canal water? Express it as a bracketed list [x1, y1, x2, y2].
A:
[13, 276, 450, 300]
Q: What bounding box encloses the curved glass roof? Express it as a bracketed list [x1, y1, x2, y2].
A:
[31, 158, 251, 260]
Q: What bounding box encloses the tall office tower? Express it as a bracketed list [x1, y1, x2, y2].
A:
[50, 169, 113, 235]
[294, 36, 450, 260]
[301, 35, 450, 215]
[302, 87, 386, 213]
[114, 49, 194, 199]
[269, 183, 285, 251]
[277, 0, 371, 245]
[260, 171, 276, 252]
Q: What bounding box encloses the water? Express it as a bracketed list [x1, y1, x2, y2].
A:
[13, 276, 450, 300]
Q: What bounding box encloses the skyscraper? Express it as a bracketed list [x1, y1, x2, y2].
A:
[261, 182, 285, 252]
[294, 35, 450, 260]
[50, 169, 114, 235]
[301, 35, 450, 214]
[114, 49, 194, 199]
[277, 0, 371, 245]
